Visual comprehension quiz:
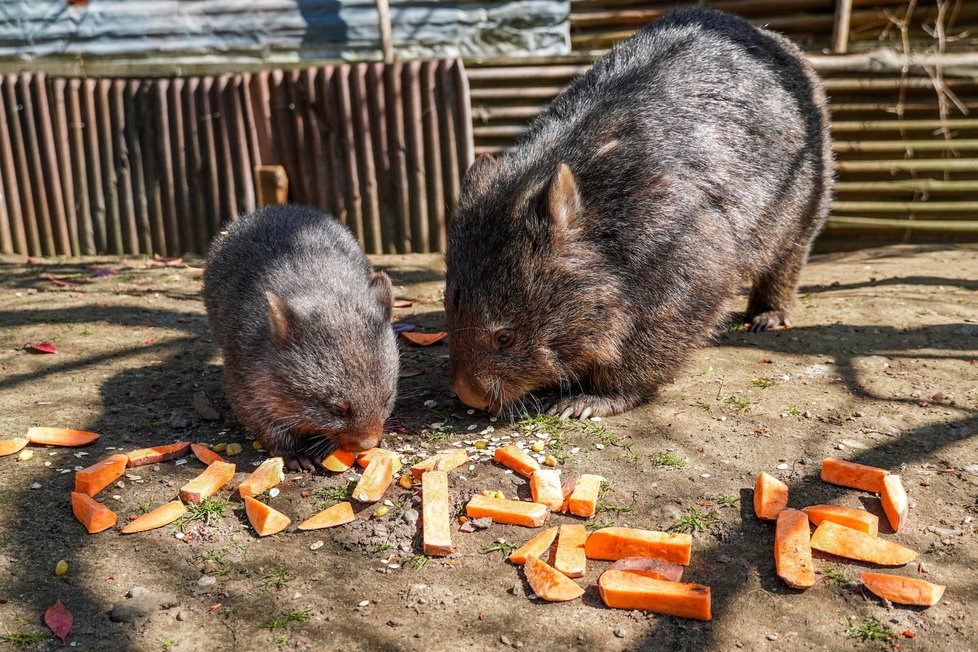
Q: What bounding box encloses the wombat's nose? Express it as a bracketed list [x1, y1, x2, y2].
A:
[453, 375, 493, 413]
[339, 426, 382, 453]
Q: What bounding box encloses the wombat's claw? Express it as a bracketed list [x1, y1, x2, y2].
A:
[283, 454, 320, 473]
[546, 395, 635, 420]
[748, 310, 790, 333]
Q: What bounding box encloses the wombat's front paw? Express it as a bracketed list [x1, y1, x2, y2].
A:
[283, 453, 321, 473]
[748, 310, 790, 332]
[546, 394, 640, 420]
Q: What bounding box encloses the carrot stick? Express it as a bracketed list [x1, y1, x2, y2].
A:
[552, 524, 587, 578]
[753, 471, 788, 520]
[610, 557, 684, 582]
[191, 443, 226, 466]
[509, 527, 558, 565]
[801, 504, 878, 536]
[775, 509, 815, 589]
[178, 461, 236, 503]
[566, 474, 605, 517]
[237, 457, 285, 499]
[322, 449, 356, 472]
[353, 452, 394, 503]
[530, 470, 564, 511]
[71, 491, 117, 533]
[74, 454, 129, 497]
[810, 520, 916, 566]
[27, 427, 99, 447]
[465, 494, 550, 527]
[422, 470, 453, 556]
[0, 438, 29, 457]
[410, 449, 468, 480]
[298, 502, 356, 530]
[356, 448, 403, 473]
[820, 458, 888, 493]
[126, 441, 190, 467]
[598, 570, 711, 620]
[121, 500, 186, 534]
[880, 475, 908, 533]
[860, 572, 945, 607]
[493, 445, 540, 478]
[523, 555, 584, 602]
[244, 496, 291, 536]
[585, 527, 692, 565]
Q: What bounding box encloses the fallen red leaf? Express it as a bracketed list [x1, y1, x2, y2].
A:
[44, 599, 73, 646]
[400, 331, 447, 347]
[208, 603, 222, 613]
[46, 275, 78, 287]
[25, 342, 58, 354]
[393, 298, 414, 308]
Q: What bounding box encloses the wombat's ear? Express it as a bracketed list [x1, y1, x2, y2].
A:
[266, 292, 295, 346]
[461, 153, 496, 195]
[547, 163, 580, 235]
[369, 271, 394, 321]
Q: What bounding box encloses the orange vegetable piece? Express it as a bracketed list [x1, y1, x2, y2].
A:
[860, 572, 945, 607]
[810, 520, 916, 566]
[523, 555, 584, 602]
[880, 474, 908, 533]
[356, 448, 403, 474]
[322, 449, 356, 472]
[121, 500, 186, 534]
[584, 527, 692, 565]
[400, 331, 447, 346]
[74, 454, 129, 497]
[0, 438, 29, 457]
[820, 458, 888, 493]
[509, 527, 558, 564]
[552, 524, 587, 578]
[27, 427, 99, 447]
[753, 471, 788, 520]
[126, 441, 190, 467]
[422, 470, 453, 556]
[558, 475, 578, 512]
[493, 445, 540, 478]
[410, 449, 468, 480]
[297, 502, 356, 530]
[353, 453, 394, 503]
[244, 496, 291, 536]
[598, 570, 711, 620]
[465, 494, 550, 527]
[191, 443, 226, 465]
[802, 504, 878, 536]
[567, 474, 605, 517]
[775, 509, 815, 589]
[178, 461, 236, 503]
[237, 457, 285, 499]
[610, 557, 684, 582]
[71, 491, 117, 534]
[530, 470, 564, 511]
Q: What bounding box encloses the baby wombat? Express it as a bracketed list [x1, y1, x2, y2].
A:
[445, 9, 832, 419]
[203, 205, 398, 471]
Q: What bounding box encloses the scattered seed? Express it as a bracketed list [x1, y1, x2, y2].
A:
[225, 443, 243, 456]
[474, 440, 487, 450]
[398, 474, 414, 489]
[374, 506, 390, 517]
[212, 443, 228, 453]
[544, 455, 557, 467]
[17, 450, 33, 462]
[776, 463, 789, 470]
[54, 560, 68, 577]
[530, 442, 544, 453]
[269, 487, 280, 498]
[253, 441, 264, 450]
[358, 600, 370, 607]
[310, 541, 324, 551]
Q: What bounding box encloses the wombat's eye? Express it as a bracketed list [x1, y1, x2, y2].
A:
[494, 329, 515, 350]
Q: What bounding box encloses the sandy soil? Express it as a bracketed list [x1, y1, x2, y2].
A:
[0, 245, 976, 652]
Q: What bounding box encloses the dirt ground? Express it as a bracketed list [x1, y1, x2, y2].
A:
[0, 244, 976, 652]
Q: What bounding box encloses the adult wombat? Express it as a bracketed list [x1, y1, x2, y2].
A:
[203, 205, 398, 471]
[446, 9, 832, 419]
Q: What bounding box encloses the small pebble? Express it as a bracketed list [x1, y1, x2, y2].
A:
[594, 443, 604, 450]
[175, 532, 185, 540]
[269, 487, 280, 498]
[466, 409, 475, 415]
[424, 400, 436, 408]
[500, 635, 511, 646]
[614, 628, 625, 639]
[700, 474, 710, 478]
[570, 447, 580, 454]
[30, 482, 41, 489]
[776, 463, 789, 470]
[310, 541, 324, 551]
[766, 633, 779, 641]
[197, 575, 216, 588]
[358, 600, 370, 607]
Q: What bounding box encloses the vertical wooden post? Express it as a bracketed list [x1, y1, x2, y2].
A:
[376, 0, 394, 64]
[832, 0, 854, 54]
[254, 165, 289, 206]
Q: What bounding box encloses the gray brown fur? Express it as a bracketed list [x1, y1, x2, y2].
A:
[203, 205, 398, 471]
[445, 9, 833, 419]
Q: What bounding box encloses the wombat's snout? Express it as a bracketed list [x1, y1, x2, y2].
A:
[337, 425, 383, 453]
[452, 373, 499, 415]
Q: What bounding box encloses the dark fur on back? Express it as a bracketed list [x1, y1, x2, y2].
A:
[203, 205, 399, 470]
[445, 9, 833, 419]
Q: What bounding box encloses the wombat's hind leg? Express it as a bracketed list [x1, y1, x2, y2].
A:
[746, 246, 809, 332]
[546, 393, 643, 420]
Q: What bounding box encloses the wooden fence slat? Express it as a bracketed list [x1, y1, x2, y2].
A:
[19, 74, 57, 255]
[139, 81, 167, 255]
[184, 77, 209, 252]
[109, 79, 138, 253]
[286, 69, 314, 205]
[454, 60, 475, 177]
[367, 63, 397, 253]
[269, 70, 301, 204]
[384, 63, 411, 252]
[0, 154, 10, 254]
[421, 62, 445, 253]
[0, 76, 29, 255]
[248, 72, 276, 166]
[350, 64, 383, 254]
[168, 78, 194, 253]
[336, 65, 365, 246]
[318, 66, 350, 226]
[33, 73, 72, 255]
[437, 60, 461, 222]
[97, 79, 123, 254]
[66, 79, 94, 254]
[197, 76, 222, 241]
[125, 80, 154, 254]
[403, 61, 429, 253]
[81, 81, 106, 253]
[239, 73, 264, 187]
[154, 80, 180, 255]
[213, 74, 238, 222]
[50, 77, 80, 255]
[300, 68, 330, 212]
[227, 75, 256, 216]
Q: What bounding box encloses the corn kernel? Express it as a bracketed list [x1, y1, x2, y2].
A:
[225, 443, 243, 456]
[252, 440, 264, 450]
[374, 506, 389, 517]
[212, 443, 227, 453]
[473, 440, 487, 450]
[55, 560, 68, 577]
[530, 442, 544, 453]
[494, 490, 506, 500]
[544, 455, 557, 467]
[398, 474, 414, 489]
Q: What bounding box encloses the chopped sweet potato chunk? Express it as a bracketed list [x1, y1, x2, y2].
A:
[530, 470, 564, 511]
[191, 443, 225, 466]
[509, 527, 558, 565]
[126, 442, 190, 467]
[410, 449, 467, 480]
[753, 471, 788, 520]
[465, 494, 549, 527]
[820, 458, 888, 493]
[523, 555, 584, 602]
[297, 502, 356, 530]
[493, 445, 540, 478]
[552, 524, 587, 578]
[422, 471, 453, 556]
[599, 570, 711, 620]
[27, 427, 99, 447]
[74, 454, 129, 497]
[775, 509, 815, 589]
[71, 491, 116, 534]
[801, 504, 878, 536]
[585, 527, 692, 565]
[237, 457, 285, 499]
[178, 461, 236, 503]
[810, 520, 916, 566]
[880, 474, 908, 533]
[0, 438, 29, 457]
[244, 496, 291, 536]
[121, 501, 186, 534]
[566, 474, 605, 517]
[860, 572, 945, 607]
[353, 452, 394, 503]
